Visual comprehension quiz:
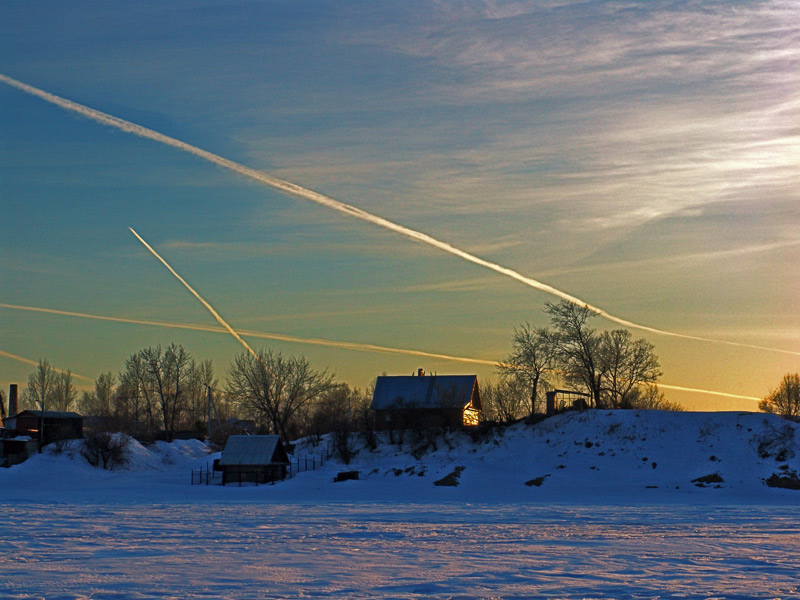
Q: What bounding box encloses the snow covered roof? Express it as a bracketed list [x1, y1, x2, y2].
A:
[371, 375, 479, 411]
[219, 435, 290, 467]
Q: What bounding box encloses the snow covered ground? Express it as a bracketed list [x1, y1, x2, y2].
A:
[1, 411, 798, 599]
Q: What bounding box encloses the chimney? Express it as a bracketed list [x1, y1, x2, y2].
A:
[417, 368, 425, 377]
[9, 384, 18, 417]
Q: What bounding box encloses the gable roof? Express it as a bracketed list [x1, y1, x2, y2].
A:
[9, 410, 82, 420]
[219, 435, 290, 466]
[371, 375, 479, 411]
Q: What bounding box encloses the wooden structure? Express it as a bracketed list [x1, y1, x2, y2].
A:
[371, 372, 482, 430]
[218, 435, 290, 485]
[545, 390, 591, 415]
[0, 436, 38, 468]
[2, 410, 83, 446]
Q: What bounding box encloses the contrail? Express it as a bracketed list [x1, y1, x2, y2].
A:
[128, 228, 260, 360]
[657, 383, 760, 403]
[0, 302, 497, 366]
[0, 302, 763, 402]
[0, 350, 93, 382]
[2, 73, 796, 357]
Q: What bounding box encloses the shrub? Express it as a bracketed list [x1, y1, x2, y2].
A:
[81, 432, 130, 470]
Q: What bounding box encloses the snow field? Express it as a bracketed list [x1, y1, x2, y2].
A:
[1, 410, 798, 598]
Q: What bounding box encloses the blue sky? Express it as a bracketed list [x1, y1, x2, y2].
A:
[1, 1, 798, 410]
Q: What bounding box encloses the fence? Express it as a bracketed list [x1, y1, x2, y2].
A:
[190, 441, 333, 486]
[191, 462, 223, 486]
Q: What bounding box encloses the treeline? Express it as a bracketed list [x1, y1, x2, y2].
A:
[17, 345, 373, 445]
[13, 299, 796, 445]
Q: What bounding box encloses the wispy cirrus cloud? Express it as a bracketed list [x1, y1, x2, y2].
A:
[324, 1, 800, 237]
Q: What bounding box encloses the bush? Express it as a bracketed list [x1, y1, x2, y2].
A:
[81, 432, 130, 470]
[332, 421, 357, 465]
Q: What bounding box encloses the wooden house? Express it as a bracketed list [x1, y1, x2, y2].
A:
[371, 372, 482, 430]
[3, 410, 83, 446]
[218, 435, 290, 485]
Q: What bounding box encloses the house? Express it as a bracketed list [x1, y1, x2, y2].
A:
[218, 435, 291, 485]
[0, 436, 38, 468]
[3, 410, 83, 446]
[371, 371, 482, 430]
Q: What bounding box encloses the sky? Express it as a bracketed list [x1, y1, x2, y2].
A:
[1, 0, 798, 411]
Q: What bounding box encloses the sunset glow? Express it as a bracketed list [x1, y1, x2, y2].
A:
[1, 2, 797, 410]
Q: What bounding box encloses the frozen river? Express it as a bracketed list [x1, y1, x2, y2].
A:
[1, 502, 797, 599]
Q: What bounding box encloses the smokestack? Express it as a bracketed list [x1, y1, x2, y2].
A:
[417, 368, 425, 377]
[9, 384, 18, 417]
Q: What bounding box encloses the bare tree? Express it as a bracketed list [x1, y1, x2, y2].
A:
[80, 372, 116, 417]
[140, 344, 191, 441]
[120, 351, 157, 435]
[51, 370, 78, 412]
[759, 373, 800, 421]
[545, 301, 604, 407]
[626, 384, 683, 411]
[543, 301, 662, 409]
[185, 359, 217, 431]
[117, 344, 191, 439]
[25, 358, 55, 411]
[599, 330, 661, 408]
[226, 349, 334, 444]
[481, 378, 528, 422]
[24, 359, 57, 452]
[498, 323, 557, 414]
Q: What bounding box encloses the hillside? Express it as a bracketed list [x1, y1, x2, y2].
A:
[1, 410, 798, 505]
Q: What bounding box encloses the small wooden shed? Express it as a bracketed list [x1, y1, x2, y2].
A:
[371, 373, 482, 430]
[218, 435, 290, 485]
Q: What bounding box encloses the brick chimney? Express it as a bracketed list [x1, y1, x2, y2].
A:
[9, 384, 18, 417]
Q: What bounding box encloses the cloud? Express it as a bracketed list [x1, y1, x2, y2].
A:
[535, 239, 800, 279]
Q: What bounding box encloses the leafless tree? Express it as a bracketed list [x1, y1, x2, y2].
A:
[545, 301, 605, 407]
[80, 372, 117, 417]
[51, 370, 78, 412]
[226, 349, 334, 444]
[140, 344, 191, 441]
[185, 359, 217, 431]
[543, 301, 662, 409]
[481, 378, 529, 422]
[759, 373, 800, 421]
[25, 358, 56, 411]
[118, 344, 191, 439]
[626, 384, 683, 411]
[120, 351, 156, 435]
[498, 323, 557, 414]
[599, 330, 661, 408]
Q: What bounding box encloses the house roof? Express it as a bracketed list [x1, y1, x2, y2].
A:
[219, 435, 290, 466]
[9, 410, 82, 419]
[371, 375, 479, 411]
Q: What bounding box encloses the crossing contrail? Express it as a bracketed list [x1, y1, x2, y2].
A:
[0, 302, 498, 366]
[0, 349, 93, 382]
[0, 302, 762, 402]
[129, 227, 260, 361]
[2, 73, 797, 357]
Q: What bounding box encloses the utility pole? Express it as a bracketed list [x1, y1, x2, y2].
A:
[204, 383, 212, 440]
[39, 396, 45, 453]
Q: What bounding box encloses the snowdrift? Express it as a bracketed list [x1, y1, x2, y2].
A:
[1, 411, 798, 505]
